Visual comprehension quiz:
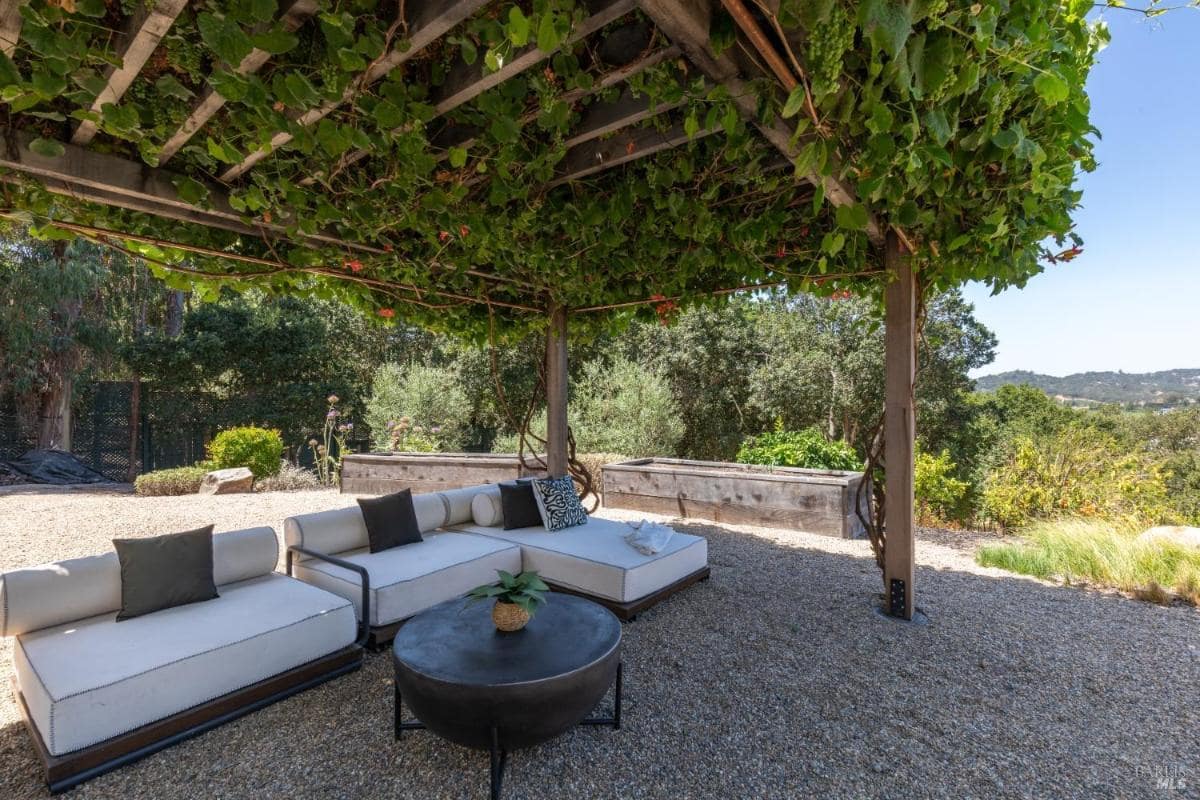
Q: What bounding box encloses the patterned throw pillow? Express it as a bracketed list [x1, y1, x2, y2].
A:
[530, 476, 589, 531]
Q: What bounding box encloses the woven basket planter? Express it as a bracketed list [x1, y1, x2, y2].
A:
[491, 601, 531, 632]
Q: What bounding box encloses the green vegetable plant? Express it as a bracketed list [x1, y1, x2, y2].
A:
[467, 570, 550, 615]
[736, 424, 861, 471]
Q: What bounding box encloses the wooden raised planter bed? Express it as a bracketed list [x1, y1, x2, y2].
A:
[601, 457, 870, 539]
[340, 453, 544, 495]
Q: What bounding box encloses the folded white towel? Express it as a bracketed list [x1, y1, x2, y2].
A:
[624, 520, 674, 555]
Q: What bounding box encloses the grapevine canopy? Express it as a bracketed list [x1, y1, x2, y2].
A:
[0, 0, 1104, 338]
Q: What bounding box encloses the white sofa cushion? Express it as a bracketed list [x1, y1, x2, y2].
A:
[291, 531, 521, 626]
[13, 573, 355, 756]
[454, 517, 708, 604]
[285, 485, 500, 560]
[1, 527, 279, 637]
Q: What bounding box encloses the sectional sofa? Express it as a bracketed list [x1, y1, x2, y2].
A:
[0, 526, 360, 793]
[285, 483, 710, 645]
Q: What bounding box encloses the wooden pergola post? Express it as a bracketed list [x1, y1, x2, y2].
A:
[545, 304, 570, 478]
[883, 230, 916, 619]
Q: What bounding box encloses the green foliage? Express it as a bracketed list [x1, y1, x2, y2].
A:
[133, 466, 207, 496]
[914, 448, 969, 524]
[207, 426, 284, 479]
[467, 570, 550, 616]
[364, 363, 472, 451]
[128, 292, 409, 448]
[0, 0, 1108, 337]
[980, 427, 1172, 530]
[736, 425, 862, 471]
[977, 518, 1200, 606]
[568, 357, 683, 457]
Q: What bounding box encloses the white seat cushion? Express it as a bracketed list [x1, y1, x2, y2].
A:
[291, 532, 521, 627]
[13, 574, 355, 756]
[453, 517, 708, 604]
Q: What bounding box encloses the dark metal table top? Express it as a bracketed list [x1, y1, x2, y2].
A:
[392, 593, 620, 686]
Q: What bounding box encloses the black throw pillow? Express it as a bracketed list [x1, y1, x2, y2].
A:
[500, 479, 543, 530]
[357, 489, 423, 553]
[114, 525, 219, 622]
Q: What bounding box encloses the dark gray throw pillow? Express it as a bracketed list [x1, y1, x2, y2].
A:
[357, 489, 423, 553]
[114, 525, 218, 622]
[500, 479, 543, 529]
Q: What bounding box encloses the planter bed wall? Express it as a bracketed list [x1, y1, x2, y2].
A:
[340, 453, 545, 496]
[601, 458, 870, 539]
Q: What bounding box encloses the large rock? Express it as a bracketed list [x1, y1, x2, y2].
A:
[199, 467, 254, 495]
[1138, 525, 1200, 550]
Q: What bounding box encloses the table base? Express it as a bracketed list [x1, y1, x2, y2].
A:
[394, 662, 623, 800]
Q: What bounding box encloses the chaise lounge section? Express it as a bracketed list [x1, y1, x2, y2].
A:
[284, 484, 710, 643]
[284, 486, 524, 647]
[1, 526, 361, 793]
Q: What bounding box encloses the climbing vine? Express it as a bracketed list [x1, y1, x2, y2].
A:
[0, 0, 1110, 337]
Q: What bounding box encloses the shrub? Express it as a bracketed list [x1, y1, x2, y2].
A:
[736, 425, 861, 471]
[207, 426, 284, 480]
[915, 448, 970, 525]
[981, 426, 1172, 530]
[134, 466, 207, 496]
[491, 357, 681, 459]
[364, 363, 471, 451]
[572, 357, 683, 457]
[255, 461, 324, 492]
[977, 518, 1200, 605]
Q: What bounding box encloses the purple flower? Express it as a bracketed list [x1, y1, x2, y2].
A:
[327, 409, 339, 419]
[431, 426, 442, 434]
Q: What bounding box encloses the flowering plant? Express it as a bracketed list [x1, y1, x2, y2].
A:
[309, 394, 352, 486]
[386, 416, 441, 453]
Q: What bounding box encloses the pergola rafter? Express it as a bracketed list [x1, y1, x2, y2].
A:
[157, 0, 320, 165]
[218, 0, 491, 182]
[70, 0, 189, 147]
[0, 0, 20, 58]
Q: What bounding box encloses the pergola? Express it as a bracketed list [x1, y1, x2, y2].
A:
[0, 0, 1099, 619]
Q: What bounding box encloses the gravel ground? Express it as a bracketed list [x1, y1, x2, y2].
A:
[0, 489, 1196, 800]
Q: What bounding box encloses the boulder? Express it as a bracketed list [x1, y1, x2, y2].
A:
[1137, 525, 1200, 550]
[199, 467, 254, 495]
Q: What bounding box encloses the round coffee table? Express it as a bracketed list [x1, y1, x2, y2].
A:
[392, 593, 622, 799]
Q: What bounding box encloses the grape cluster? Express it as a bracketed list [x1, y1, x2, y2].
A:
[807, 5, 854, 102]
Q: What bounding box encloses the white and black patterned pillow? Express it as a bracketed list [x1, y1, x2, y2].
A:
[530, 476, 588, 531]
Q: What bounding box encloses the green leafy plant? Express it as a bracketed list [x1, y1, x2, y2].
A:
[365, 363, 470, 451]
[467, 570, 550, 615]
[914, 448, 970, 525]
[207, 426, 284, 480]
[736, 424, 861, 471]
[133, 466, 207, 496]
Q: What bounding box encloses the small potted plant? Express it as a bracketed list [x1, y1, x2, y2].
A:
[467, 570, 549, 632]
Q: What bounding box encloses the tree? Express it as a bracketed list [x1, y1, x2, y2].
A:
[0, 233, 151, 449]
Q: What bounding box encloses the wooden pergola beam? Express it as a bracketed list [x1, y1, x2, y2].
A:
[547, 117, 714, 188]
[71, 0, 189, 146]
[0, 0, 21, 58]
[563, 87, 684, 149]
[319, 0, 635, 182]
[545, 303, 570, 477]
[635, 0, 884, 246]
[425, 44, 681, 165]
[0, 130, 388, 254]
[158, 0, 319, 165]
[219, 0, 489, 182]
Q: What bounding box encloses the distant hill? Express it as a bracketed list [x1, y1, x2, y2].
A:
[975, 369, 1200, 407]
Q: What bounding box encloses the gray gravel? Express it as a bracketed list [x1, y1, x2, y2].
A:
[0, 489, 1197, 799]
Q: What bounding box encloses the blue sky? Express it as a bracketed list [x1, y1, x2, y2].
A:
[963, 10, 1200, 377]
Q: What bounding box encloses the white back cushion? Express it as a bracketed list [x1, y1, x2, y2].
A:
[0, 526, 279, 637]
[286, 485, 505, 558]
